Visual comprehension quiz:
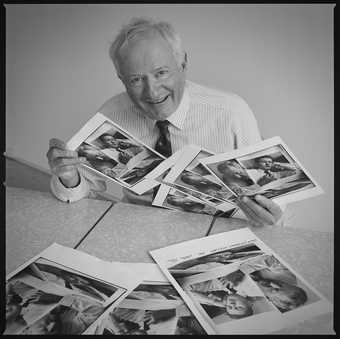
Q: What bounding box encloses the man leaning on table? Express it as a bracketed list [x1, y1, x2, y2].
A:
[46, 17, 283, 227]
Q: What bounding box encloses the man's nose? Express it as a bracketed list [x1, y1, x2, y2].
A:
[143, 76, 160, 98]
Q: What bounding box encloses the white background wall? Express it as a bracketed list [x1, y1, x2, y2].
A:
[6, 4, 334, 232]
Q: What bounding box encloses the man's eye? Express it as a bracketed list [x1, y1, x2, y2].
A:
[129, 77, 142, 86]
[155, 69, 169, 78]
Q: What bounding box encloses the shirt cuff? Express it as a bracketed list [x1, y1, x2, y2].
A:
[50, 173, 91, 203]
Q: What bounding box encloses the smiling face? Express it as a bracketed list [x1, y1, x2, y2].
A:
[224, 294, 252, 317]
[116, 31, 186, 120]
[100, 135, 119, 148]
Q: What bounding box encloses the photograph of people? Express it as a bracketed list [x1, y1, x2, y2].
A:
[21, 293, 105, 335]
[5, 280, 63, 334]
[187, 270, 273, 324]
[118, 154, 163, 185]
[164, 189, 225, 217]
[77, 143, 123, 178]
[176, 170, 236, 201]
[47, 16, 285, 228]
[215, 159, 260, 195]
[96, 307, 178, 335]
[240, 254, 298, 285]
[127, 283, 181, 301]
[169, 244, 263, 276]
[97, 132, 144, 164]
[31, 259, 119, 304]
[249, 273, 308, 313]
[242, 153, 300, 187]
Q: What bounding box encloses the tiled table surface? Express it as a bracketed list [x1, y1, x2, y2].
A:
[78, 202, 213, 263]
[5, 187, 335, 334]
[209, 216, 335, 335]
[5, 186, 113, 273]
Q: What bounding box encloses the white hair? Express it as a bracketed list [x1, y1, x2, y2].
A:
[109, 17, 186, 75]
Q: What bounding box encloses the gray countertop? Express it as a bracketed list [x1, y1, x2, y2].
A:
[78, 202, 213, 263]
[6, 186, 112, 273]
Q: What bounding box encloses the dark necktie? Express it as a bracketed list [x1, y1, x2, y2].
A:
[155, 120, 172, 158]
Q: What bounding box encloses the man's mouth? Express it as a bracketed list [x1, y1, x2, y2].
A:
[146, 95, 169, 104]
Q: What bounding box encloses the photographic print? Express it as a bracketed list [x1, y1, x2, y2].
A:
[182, 267, 275, 330]
[94, 263, 207, 335]
[94, 299, 206, 335]
[67, 113, 166, 191]
[199, 137, 323, 206]
[19, 294, 106, 335]
[5, 243, 145, 335]
[169, 243, 264, 279]
[153, 185, 236, 218]
[150, 228, 333, 334]
[161, 145, 238, 206]
[239, 254, 320, 314]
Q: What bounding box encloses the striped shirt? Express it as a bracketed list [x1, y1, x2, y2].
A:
[50, 80, 261, 202]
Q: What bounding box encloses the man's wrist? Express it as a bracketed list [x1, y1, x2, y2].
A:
[59, 171, 81, 188]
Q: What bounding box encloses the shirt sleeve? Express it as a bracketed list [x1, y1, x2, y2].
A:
[230, 94, 262, 148]
[50, 166, 107, 203]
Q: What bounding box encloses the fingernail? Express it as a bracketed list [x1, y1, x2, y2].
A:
[80, 157, 87, 162]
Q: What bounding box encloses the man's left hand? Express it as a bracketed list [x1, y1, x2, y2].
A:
[237, 194, 283, 227]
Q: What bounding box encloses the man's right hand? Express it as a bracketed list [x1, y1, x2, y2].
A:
[47, 138, 85, 188]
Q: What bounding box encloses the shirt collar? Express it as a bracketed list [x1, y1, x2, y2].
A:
[166, 87, 190, 130]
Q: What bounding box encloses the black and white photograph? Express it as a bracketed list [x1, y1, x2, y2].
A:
[169, 243, 264, 278]
[5, 280, 63, 335]
[5, 244, 144, 335]
[127, 282, 182, 301]
[28, 258, 120, 304]
[94, 300, 206, 335]
[184, 269, 275, 327]
[5, 4, 334, 335]
[94, 281, 207, 335]
[154, 186, 236, 217]
[70, 116, 166, 189]
[19, 294, 106, 335]
[199, 137, 323, 205]
[239, 254, 320, 314]
[160, 145, 238, 207]
[150, 228, 333, 334]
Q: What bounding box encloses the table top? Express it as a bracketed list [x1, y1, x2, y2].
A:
[5, 186, 112, 273]
[78, 202, 213, 263]
[5, 187, 335, 334]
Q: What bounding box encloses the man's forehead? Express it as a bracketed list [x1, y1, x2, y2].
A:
[117, 31, 175, 73]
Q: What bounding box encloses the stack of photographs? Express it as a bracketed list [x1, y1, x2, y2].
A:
[152, 145, 238, 218]
[4, 244, 144, 335]
[150, 228, 333, 335]
[68, 114, 322, 211]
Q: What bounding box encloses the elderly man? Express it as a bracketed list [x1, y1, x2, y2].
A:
[47, 17, 283, 227]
